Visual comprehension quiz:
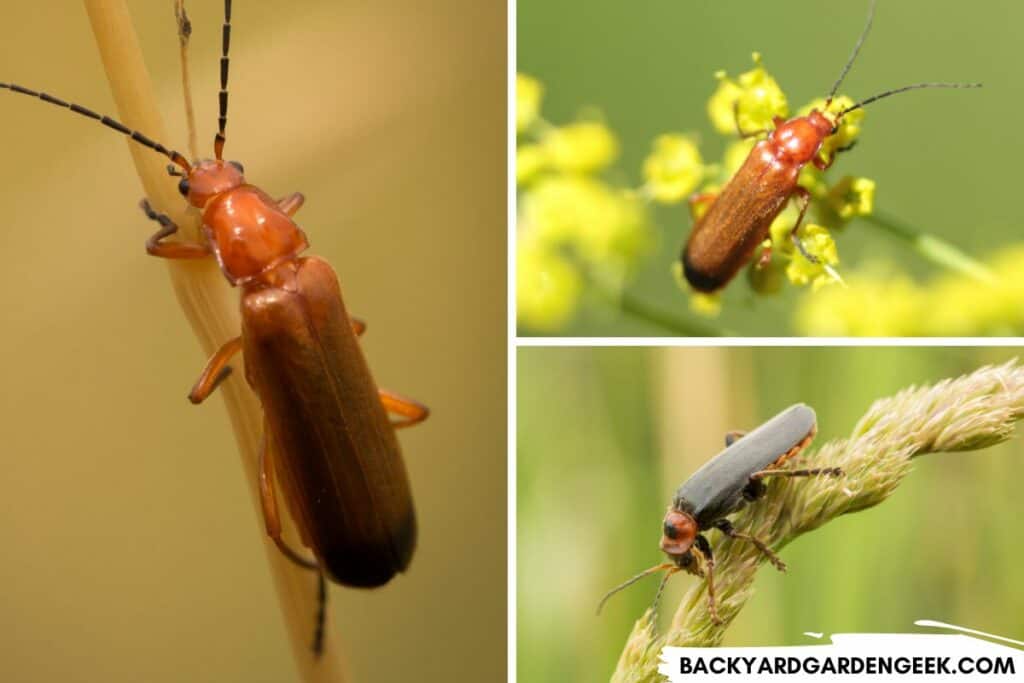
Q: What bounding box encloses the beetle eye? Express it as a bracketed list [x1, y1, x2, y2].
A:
[178, 178, 190, 197]
[229, 160, 244, 174]
[663, 521, 678, 540]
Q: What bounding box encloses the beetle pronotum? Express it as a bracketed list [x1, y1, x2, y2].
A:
[2, 0, 427, 655]
[681, 0, 981, 293]
[598, 404, 841, 624]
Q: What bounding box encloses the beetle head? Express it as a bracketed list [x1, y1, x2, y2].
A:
[178, 159, 246, 208]
[659, 509, 698, 557]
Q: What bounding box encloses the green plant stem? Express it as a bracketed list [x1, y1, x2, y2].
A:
[612, 361, 1024, 682]
[619, 291, 730, 337]
[863, 211, 994, 283]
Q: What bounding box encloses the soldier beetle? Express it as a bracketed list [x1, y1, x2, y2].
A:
[681, 0, 981, 293]
[598, 404, 841, 624]
[1, 0, 427, 654]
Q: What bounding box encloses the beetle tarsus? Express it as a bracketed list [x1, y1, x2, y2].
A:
[139, 198, 209, 260]
[751, 466, 843, 481]
[188, 337, 242, 404]
[694, 535, 722, 625]
[258, 426, 321, 572]
[379, 389, 430, 429]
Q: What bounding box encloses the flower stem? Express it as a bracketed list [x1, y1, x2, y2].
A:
[863, 211, 994, 283]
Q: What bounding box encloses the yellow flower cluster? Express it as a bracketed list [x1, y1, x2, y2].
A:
[648, 54, 878, 312]
[516, 74, 651, 331]
[795, 245, 1024, 336]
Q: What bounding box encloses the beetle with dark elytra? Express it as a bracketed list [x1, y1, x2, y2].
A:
[598, 404, 841, 624]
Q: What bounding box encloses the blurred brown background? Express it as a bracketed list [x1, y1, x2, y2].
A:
[0, 1, 505, 681]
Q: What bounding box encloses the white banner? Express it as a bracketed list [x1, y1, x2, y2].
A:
[659, 622, 1023, 682]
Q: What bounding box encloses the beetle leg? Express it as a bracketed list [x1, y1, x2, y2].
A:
[350, 317, 367, 336]
[732, 100, 769, 139]
[188, 337, 243, 404]
[714, 519, 787, 572]
[813, 140, 858, 171]
[258, 428, 321, 572]
[724, 430, 746, 447]
[139, 199, 210, 259]
[277, 192, 305, 217]
[692, 535, 721, 625]
[787, 187, 821, 264]
[750, 466, 843, 481]
[379, 389, 430, 429]
[742, 477, 767, 501]
[259, 427, 329, 657]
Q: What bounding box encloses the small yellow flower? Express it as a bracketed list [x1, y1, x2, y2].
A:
[795, 268, 924, 336]
[642, 134, 704, 204]
[519, 176, 651, 284]
[785, 224, 840, 289]
[708, 72, 744, 135]
[689, 291, 722, 317]
[708, 54, 789, 136]
[543, 120, 619, 174]
[516, 238, 583, 331]
[516, 144, 547, 186]
[824, 176, 876, 221]
[517, 74, 544, 134]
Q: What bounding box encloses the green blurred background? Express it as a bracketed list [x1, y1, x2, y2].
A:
[518, 0, 1023, 336]
[0, 1, 504, 681]
[518, 347, 1024, 680]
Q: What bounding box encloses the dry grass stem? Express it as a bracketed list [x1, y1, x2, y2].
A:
[612, 360, 1024, 682]
[83, 1, 345, 680]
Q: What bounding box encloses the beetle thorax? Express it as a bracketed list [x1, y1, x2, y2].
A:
[768, 110, 834, 165]
[202, 185, 310, 286]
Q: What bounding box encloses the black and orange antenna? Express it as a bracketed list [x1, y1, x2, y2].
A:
[0, 81, 191, 172]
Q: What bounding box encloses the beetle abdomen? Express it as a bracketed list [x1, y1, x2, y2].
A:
[242, 257, 416, 587]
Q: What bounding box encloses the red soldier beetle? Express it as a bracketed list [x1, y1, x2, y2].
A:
[1, 0, 428, 655]
[681, 0, 981, 293]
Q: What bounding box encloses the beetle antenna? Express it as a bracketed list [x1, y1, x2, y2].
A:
[175, 0, 199, 162]
[840, 82, 983, 115]
[649, 567, 680, 616]
[0, 82, 191, 172]
[826, 0, 876, 105]
[214, 0, 232, 161]
[596, 562, 675, 615]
